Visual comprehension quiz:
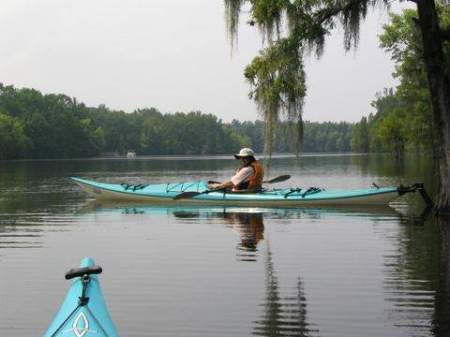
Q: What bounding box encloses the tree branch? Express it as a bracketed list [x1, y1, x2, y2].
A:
[288, 0, 372, 45]
[314, 0, 368, 24]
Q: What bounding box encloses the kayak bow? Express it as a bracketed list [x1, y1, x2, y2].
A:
[43, 257, 119, 337]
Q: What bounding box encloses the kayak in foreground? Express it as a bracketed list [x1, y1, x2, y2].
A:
[71, 177, 430, 207]
[43, 257, 118, 337]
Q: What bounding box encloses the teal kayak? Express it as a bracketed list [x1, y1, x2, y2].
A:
[43, 257, 119, 337]
[70, 177, 426, 206]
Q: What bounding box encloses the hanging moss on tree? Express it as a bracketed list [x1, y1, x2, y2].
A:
[224, 0, 388, 158]
[244, 38, 305, 155]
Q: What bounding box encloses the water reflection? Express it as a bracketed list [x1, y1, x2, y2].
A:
[0, 215, 44, 250]
[371, 209, 450, 337]
[171, 208, 265, 261]
[433, 217, 450, 336]
[0, 212, 79, 251]
[381, 214, 438, 335]
[81, 202, 450, 337]
[82, 202, 268, 261]
[221, 212, 264, 261]
[83, 203, 320, 336]
[253, 244, 319, 337]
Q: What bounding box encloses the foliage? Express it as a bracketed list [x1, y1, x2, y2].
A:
[224, 0, 390, 156]
[230, 119, 353, 153]
[91, 108, 249, 155]
[351, 116, 369, 153]
[0, 111, 28, 159]
[0, 84, 355, 159]
[0, 85, 103, 159]
[244, 38, 305, 154]
[351, 8, 449, 157]
[352, 88, 428, 156]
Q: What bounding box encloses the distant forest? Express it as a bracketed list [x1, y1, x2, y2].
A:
[0, 84, 354, 159]
[1, 9, 445, 161]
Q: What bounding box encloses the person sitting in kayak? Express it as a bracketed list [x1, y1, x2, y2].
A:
[209, 148, 264, 192]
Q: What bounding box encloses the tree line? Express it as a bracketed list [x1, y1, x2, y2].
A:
[0, 85, 245, 159]
[0, 84, 355, 160]
[1, 75, 437, 161]
[229, 120, 352, 153]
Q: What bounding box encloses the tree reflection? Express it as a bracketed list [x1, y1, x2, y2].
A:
[253, 243, 318, 337]
[171, 207, 318, 335]
[381, 210, 450, 337]
[432, 217, 450, 336]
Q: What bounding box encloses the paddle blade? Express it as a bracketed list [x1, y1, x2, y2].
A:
[265, 175, 291, 184]
[173, 191, 202, 200]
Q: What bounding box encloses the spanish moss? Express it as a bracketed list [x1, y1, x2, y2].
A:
[225, 0, 389, 158]
[244, 37, 306, 160]
[224, 0, 245, 48]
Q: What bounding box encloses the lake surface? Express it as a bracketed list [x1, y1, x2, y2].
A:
[1, 154, 449, 337]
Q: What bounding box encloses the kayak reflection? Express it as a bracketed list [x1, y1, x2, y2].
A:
[80, 201, 403, 218]
[79, 202, 402, 263]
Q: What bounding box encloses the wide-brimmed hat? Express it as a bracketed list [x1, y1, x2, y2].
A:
[234, 148, 255, 159]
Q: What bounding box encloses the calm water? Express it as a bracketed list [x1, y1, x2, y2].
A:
[1, 154, 449, 337]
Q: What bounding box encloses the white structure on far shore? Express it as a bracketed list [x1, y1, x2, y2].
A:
[126, 151, 136, 159]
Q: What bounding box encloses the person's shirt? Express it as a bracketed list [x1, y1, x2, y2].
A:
[230, 166, 254, 189]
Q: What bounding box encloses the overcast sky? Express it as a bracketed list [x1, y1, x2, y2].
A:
[0, 0, 409, 122]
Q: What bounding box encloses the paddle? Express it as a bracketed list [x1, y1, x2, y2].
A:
[263, 174, 291, 184]
[208, 174, 290, 185]
[173, 174, 291, 200]
[173, 186, 227, 200]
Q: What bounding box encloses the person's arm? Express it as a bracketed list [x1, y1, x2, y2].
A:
[208, 167, 253, 190]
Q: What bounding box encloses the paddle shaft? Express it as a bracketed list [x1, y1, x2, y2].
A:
[208, 174, 290, 185]
[173, 187, 226, 200]
[174, 175, 290, 200]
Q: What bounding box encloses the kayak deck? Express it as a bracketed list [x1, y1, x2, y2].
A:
[43, 257, 118, 337]
[71, 177, 402, 206]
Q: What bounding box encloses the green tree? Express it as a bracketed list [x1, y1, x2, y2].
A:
[351, 117, 370, 153]
[352, 89, 425, 155]
[376, 112, 406, 159]
[0, 85, 105, 158]
[224, 1, 450, 211]
[380, 9, 442, 152]
[0, 112, 28, 159]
